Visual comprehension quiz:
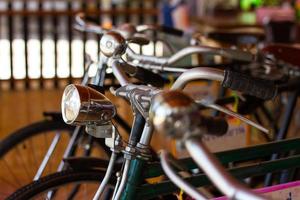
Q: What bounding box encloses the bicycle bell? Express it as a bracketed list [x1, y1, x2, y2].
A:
[150, 91, 200, 139]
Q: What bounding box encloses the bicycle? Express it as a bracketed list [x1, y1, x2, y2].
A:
[3, 18, 300, 198]
[9, 31, 300, 200]
[0, 20, 262, 198]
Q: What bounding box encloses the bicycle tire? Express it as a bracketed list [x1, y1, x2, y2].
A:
[0, 120, 74, 157]
[6, 169, 111, 200]
[0, 119, 113, 199]
[7, 168, 176, 200]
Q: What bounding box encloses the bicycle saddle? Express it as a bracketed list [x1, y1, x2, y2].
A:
[261, 44, 300, 68]
[207, 28, 265, 45]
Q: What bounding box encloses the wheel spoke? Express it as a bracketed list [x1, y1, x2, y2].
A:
[16, 143, 35, 181]
[1, 157, 23, 187]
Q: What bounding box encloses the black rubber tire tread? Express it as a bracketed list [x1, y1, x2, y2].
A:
[0, 120, 75, 157]
[6, 169, 108, 200]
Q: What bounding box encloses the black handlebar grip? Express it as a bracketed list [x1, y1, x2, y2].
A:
[221, 70, 277, 100]
[201, 116, 228, 136]
[120, 62, 166, 87]
[128, 36, 150, 46]
[132, 67, 166, 88]
[160, 25, 184, 37]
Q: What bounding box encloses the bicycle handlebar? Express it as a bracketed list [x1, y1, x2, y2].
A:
[74, 13, 107, 35]
[172, 67, 277, 100]
[222, 70, 278, 100]
[185, 139, 267, 200]
[127, 45, 254, 68]
[75, 12, 186, 40]
[151, 91, 266, 200]
[166, 46, 254, 65]
[88, 25, 255, 73]
[100, 31, 277, 100]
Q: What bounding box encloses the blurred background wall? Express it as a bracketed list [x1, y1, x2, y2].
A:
[0, 0, 158, 139]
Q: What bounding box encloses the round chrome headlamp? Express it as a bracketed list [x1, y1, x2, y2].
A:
[61, 84, 116, 125]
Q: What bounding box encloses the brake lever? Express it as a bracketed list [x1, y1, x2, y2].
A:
[196, 99, 269, 134]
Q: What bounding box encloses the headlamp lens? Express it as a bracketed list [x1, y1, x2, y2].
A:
[62, 85, 81, 123]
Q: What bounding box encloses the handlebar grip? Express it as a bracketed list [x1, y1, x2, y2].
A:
[221, 70, 277, 100]
[128, 36, 150, 46]
[201, 116, 228, 136]
[160, 25, 184, 37]
[120, 63, 166, 87]
[132, 67, 166, 87]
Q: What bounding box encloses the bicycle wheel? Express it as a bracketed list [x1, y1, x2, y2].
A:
[6, 169, 114, 200]
[0, 119, 109, 198]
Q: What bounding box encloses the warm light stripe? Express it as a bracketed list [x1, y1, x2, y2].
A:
[42, 39, 55, 78]
[28, 39, 41, 79]
[86, 39, 98, 61]
[0, 39, 11, 80]
[155, 41, 164, 57]
[57, 39, 69, 78]
[142, 42, 155, 56]
[12, 39, 26, 79]
[71, 39, 84, 78]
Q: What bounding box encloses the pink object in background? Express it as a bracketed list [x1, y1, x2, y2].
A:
[256, 7, 295, 24]
[213, 180, 300, 200]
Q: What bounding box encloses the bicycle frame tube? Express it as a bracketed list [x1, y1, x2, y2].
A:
[135, 154, 300, 199]
[114, 138, 300, 199]
[120, 158, 146, 200]
[135, 138, 300, 199]
[33, 132, 61, 180]
[119, 120, 153, 199]
[264, 89, 300, 186]
[185, 138, 266, 200]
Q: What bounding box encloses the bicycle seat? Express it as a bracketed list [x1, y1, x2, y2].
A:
[207, 28, 265, 45]
[261, 44, 300, 68]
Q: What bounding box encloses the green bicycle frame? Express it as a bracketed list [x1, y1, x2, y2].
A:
[119, 138, 300, 199]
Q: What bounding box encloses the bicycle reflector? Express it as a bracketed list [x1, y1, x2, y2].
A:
[61, 84, 116, 126]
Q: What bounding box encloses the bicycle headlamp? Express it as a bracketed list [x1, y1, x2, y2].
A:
[61, 84, 116, 126]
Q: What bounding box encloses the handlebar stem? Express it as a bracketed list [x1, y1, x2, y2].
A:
[110, 59, 130, 86]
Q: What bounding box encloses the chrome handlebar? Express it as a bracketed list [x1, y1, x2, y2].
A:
[74, 13, 107, 35]
[150, 91, 268, 200]
[171, 67, 224, 89]
[99, 30, 254, 73]
[186, 139, 267, 200]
